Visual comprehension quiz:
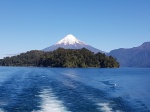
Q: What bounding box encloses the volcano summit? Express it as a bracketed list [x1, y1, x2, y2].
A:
[43, 34, 104, 53]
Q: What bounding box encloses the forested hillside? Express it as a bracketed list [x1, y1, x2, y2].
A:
[0, 48, 119, 68]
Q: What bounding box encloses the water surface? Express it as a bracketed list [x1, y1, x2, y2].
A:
[0, 67, 150, 112]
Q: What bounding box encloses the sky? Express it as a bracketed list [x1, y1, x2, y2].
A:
[0, 0, 150, 59]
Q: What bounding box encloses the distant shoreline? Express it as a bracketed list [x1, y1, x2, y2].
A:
[0, 65, 119, 69]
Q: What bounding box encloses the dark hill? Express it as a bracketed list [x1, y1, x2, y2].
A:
[0, 48, 119, 68]
[109, 42, 150, 67]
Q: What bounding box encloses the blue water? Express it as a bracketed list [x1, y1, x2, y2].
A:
[0, 67, 150, 112]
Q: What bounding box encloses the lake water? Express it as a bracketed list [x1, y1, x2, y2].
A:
[0, 67, 150, 112]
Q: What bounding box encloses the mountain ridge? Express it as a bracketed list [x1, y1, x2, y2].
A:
[109, 42, 150, 67]
[43, 34, 105, 53]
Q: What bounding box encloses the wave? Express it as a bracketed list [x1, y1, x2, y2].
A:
[34, 88, 70, 112]
[102, 81, 117, 87]
[97, 102, 122, 112]
[0, 108, 5, 112]
[97, 102, 113, 112]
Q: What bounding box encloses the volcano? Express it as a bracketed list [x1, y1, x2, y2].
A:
[43, 34, 105, 53]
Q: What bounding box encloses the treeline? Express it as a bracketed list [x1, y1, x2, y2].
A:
[0, 48, 119, 68]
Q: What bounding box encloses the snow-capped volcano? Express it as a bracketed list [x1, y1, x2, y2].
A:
[56, 34, 86, 45]
[43, 34, 105, 53]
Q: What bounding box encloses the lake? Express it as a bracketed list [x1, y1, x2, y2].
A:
[0, 67, 150, 112]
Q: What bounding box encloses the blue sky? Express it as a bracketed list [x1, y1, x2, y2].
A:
[0, 0, 150, 59]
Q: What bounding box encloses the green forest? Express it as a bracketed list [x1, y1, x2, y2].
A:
[0, 48, 119, 68]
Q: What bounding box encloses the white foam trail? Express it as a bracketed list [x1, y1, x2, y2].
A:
[35, 89, 70, 112]
[97, 103, 122, 112]
[0, 108, 5, 112]
[98, 103, 113, 112]
[63, 73, 77, 79]
[62, 80, 76, 89]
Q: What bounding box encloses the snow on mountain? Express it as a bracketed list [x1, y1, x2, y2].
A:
[43, 34, 105, 53]
[56, 34, 86, 45]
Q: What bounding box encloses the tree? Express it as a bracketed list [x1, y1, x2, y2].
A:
[0, 48, 119, 68]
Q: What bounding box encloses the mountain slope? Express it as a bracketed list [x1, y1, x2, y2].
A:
[43, 34, 105, 53]
[109, 42, 150, 67]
